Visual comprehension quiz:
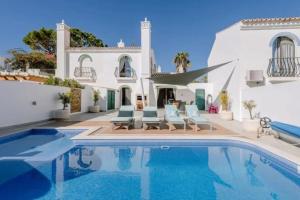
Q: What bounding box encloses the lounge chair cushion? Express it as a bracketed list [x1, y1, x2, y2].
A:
[143, 111, 157, 118]
[167, 110, 178, 117]
[118, 111, 133, 117]
[142, 117, 160, 122]
[111, 117, 133, 123]
[167, 117, 185, 124]
[191, 110, 198, 117]
[271, 121, 300, 138]
[190, 116, 209, 123]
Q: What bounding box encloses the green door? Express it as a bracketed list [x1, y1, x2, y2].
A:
[107, 90, 115, 110]
[195, 89, 205, 110]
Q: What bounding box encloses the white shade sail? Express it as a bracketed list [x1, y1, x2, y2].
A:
[149, 61, 232, 86]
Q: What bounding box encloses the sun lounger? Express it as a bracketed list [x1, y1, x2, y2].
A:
[111, 105, 135, 130]
[142, 107, 160, 130]
[271, 121, 300, 144]
[185, 105, 212, 131]
[165, 105, 186, 131]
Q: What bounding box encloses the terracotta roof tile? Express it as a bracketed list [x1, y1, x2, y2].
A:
[241, 17, 300, 25]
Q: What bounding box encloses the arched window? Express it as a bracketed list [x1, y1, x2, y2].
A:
[74, 54, 96, 81]
[270, 37, 296, 77]
[119, 56, 132, 77]
[274, 36, 295, 59]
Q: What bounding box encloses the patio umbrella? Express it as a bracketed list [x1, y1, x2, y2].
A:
[149, 61, 232, 86]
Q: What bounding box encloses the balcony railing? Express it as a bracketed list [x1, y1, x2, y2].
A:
[267, 57, 300, 77]
[74, 67, 97, 81]
[114, 67, 137, 79]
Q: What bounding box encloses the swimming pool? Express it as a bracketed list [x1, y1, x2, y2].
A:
[0, 130, 299, 200]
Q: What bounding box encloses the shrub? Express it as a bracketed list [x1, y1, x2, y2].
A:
[243, 100, 256, 120]
[93, 90, 100, 106]
[44, 76, 84, 89]
[44, 75, 63, 86]
[219, 90, 229, 111]
[58, 92, 72, 110]
[62, 79, 84, 89]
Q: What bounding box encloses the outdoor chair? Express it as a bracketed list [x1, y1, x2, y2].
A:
[165, 105, 186, 131]
[185, 105, 212, 132]
[142, 107, 160, 130]
[270, 121, 300, 144]
[111, 105, 135, 130]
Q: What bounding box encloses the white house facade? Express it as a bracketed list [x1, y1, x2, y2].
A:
[56, 18, 159, 111]
[56, 19, 213, 111]
[208, 17, 300, 125]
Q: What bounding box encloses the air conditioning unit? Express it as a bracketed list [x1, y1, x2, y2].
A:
[246, 70, 264, 83]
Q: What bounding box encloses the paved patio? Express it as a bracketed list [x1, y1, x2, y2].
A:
[0, 110, 299, 165]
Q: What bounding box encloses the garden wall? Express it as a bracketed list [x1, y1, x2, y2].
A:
[242, 80, 300, 126]
[0, 81, 69, 127]
[0, 81, 94, 128]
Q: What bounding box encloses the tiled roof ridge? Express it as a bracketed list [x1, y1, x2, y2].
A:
[68, 46, 141, 50]
[241, 17, 300, 25]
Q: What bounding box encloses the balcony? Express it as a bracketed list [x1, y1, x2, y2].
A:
[267, 57, 300, 82]
[74, 67, 97, 82]
[114, 67, 137, 83]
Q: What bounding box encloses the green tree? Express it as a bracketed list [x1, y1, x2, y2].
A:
[23, 28, 56, 55]
[5, 49, 55, 71]
[23, 27, 107, 56]
[173, 52, 191, 73]
[70, 28, 107, 48]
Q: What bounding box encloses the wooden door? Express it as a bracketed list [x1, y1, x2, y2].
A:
[71, 88, 81, 113]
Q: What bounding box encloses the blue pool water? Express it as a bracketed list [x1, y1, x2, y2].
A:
[0, 130, 299, 200]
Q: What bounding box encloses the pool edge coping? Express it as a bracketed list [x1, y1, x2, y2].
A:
[1, 126, 300, 170]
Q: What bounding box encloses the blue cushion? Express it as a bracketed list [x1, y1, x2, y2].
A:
[143, 111, 157, 117]
[118, 111, 133, 117]
[271, 121, 300, 138]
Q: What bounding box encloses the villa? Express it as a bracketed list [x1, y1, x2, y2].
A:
[56, 18, 159, 110]
[56, 19, 212, 111]
[208, 17, 300, 125]
[0, 15, 300, 200]
[55, 17, 300, 127]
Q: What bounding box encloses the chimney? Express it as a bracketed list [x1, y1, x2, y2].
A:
[117, 39, 125, 48]
[141, 17, 151, 76]
[56, 20, 70, 79]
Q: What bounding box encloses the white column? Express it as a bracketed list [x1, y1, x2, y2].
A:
[56, 20, 70, 79]
[141, 18, 152, 105]
[141, 18, 151, 76]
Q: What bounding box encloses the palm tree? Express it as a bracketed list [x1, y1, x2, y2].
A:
[173, 52, 191, 73]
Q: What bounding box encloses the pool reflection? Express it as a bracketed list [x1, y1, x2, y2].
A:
[50, 146, 231, 200]
[1, 144, 299, 200]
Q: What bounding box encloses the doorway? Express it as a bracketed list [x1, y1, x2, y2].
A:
[107, 90, 115, 110]
[157, 88, 175, 108]
[121, 87, 131, 105]
[70, 88, 81, 113]
[195, 89, 205, 110]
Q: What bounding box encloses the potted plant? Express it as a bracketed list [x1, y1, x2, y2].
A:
[242, 100, 259, 132]
[54, 92, 71, 119]
[89, 90, 100, 113]
[219, 90, 233, 120]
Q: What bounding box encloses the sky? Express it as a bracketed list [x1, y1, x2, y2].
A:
[0, 0, 300, 72]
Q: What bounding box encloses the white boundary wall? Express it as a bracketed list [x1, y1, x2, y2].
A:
[0, 81, 95, 128]
[0, 81, 69, 127]
[242, 81, 300, 126]
[80, 85, 93, 113]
